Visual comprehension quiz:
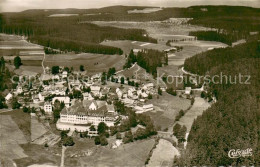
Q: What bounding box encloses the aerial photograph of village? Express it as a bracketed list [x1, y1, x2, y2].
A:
[0, 0, 259, 166]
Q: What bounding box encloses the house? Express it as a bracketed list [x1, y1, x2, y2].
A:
[52, 96, 70, 108]
[141, 92, 148, 98]
[5, 93, 13, 101]
[133, 49, 142, 55]
[143, 83, 154, 90]
[62, 71, 68, 78]
[107, 104, 115, 113]
[90, 86, 101, 96]
[52, 75, 60, 80]
[185, 87, 192, 95]
[91, 73, 102, 82]
[135, 104, 154, 113]
[116, 88, 123, 99]
[44, 102, 52, 113]
[69, 80, 82, 91]
[83, 92, 94, 101]
[143, 104, 154, 112]
[16, 85, 23, 94]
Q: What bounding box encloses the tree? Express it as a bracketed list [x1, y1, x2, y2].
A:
[107, 67, 116, 79]
[120, 77, 125, 84]
[158, 87, 162, 95]
[73, 89, 82, 99]
[51, 66, 59, 75]
[63, 136, 75, 146]
[148, 94, 153, 99]
[116, 132, 122, 139]
[98, 122, 108, 135]
[11, 98, 21, 109]
[90, 125, 96, 131]
[173, 123, 181, 136]
[80, 65, 85, 71]
[14, 56, 22, 69]
[123, 131, 133, 143]
[94, 136, 101, 145]
[100, 135, 108, 146]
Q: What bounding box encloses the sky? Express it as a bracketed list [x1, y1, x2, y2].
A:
[0, 0, 260, 12]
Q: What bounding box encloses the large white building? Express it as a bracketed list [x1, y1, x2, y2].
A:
[57, 100, 119, 132]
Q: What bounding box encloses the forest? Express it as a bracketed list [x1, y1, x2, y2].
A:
[189, 31, 246, 46]
[124, 49, 168, 76]
[184, 40, 260, 76]
[175, 40, 260, 166]
[0, 13, 156, 55]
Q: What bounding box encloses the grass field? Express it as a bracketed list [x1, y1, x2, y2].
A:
[148, 139, 180, 167]
[66, 139, 155, 167]
[145, 93, 191, 130]
[91, 20, 212, 37]
[44, 53, 125, 74]
[168, 40, 228, 66]
[101, 40, 173, 54]
[0, 115, 28, 161]
[176, 97, 210, 132]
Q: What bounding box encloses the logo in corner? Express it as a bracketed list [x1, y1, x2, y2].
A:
[228, 148, 253, 158]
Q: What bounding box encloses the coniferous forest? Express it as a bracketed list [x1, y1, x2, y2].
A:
[176, 40, 260, 166]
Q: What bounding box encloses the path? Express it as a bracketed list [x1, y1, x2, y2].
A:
[60, 146, 66, 167]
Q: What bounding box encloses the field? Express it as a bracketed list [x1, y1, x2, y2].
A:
[91, 20, 212, 37]
[0, 115, 28, 163]
[101, 39, 227, 67]
[101, 40, 172, 54]
[145, 93, 191, 130]
[65, 139, 155, 167]
[0, 33, 43, 57]
[176, 97, 210, 132]
[168, 40, 228, 66]
[148, 139, 180, 167]
[44, 53, 125, 74]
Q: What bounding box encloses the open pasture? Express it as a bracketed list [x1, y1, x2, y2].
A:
[66, 139, 155, 167]
[168, 40, 228, 66]
[91, 20, 212, 37]
[148, 139, 180, 167]
[101, 40, 172, 54]
[176, 97, 210, 132]
[146, 93, 191, 130]
[0, 115, 28, 161]
[44, 53, 125, 73]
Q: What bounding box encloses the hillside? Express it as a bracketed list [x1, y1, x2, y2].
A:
[175, 40, 260, 166]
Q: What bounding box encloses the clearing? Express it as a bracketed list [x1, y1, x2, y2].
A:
[145, 93, 191, 130]
[65, 138, 155, 167]
[147, 139, 180, 167]
[176, 97, 210, 132]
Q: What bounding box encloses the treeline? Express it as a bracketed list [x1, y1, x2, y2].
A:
[30, 36, 123, 55]
[175, 40, 260, 166]
[184, 40, 260, 75]
[0, 57, 13, 92]
[124, 49, 168, 76]
[189, 31, 243, 46]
